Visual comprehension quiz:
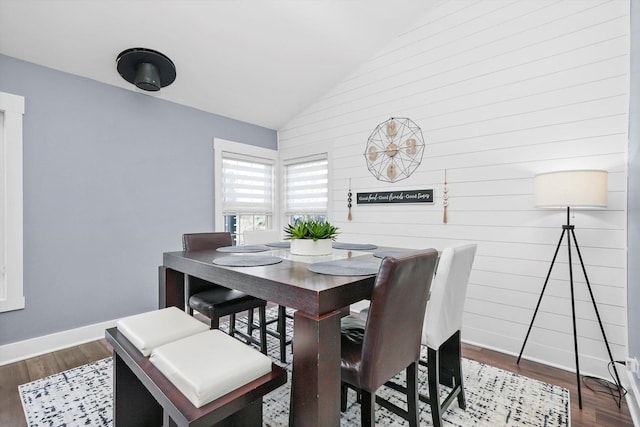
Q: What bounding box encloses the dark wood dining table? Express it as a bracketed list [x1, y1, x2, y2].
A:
[159, 247, 384, 427]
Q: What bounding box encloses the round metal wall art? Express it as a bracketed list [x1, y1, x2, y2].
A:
[364, 117, 425, 183]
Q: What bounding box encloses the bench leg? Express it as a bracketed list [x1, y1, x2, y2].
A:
[212, 398, 263, 427]
[158, 394, 263, 427]
[114, 353, 162, 427]
[163, 412, 179, 427]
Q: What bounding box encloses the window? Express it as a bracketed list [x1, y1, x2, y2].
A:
[284, 155, 328, 225]
[0, 91, 25, 313]
[221, 155, 273, 245]
[214, 139, 277, 246]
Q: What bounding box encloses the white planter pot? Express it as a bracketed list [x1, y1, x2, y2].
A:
[290, 239, 333, 256]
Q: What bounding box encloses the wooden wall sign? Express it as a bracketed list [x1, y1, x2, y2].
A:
[357, 189, 434, 205]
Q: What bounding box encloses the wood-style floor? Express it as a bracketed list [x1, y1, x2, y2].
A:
[462, 343, 634, 426]
[0, 339, 634, 426]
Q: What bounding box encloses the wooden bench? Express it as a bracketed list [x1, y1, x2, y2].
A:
[105, 326, 287, 427]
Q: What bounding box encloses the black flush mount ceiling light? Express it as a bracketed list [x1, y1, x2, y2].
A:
[116, 47, 176, 92]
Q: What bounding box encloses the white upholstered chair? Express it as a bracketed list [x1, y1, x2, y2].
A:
[243, 229, 292, 363]
[420, 243, 477, 427]
[243, 229, 281, 246]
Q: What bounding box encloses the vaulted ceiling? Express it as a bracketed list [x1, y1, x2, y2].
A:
[0, 0, 434, 129]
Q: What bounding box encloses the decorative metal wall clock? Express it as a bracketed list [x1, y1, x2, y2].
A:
[364, 117, 425, 183]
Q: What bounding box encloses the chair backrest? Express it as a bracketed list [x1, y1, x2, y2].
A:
[360, 249, 438, 391]
[422, 243, 477, 349]
[182, 232, 232, 251]
[243, 229, 281, 245]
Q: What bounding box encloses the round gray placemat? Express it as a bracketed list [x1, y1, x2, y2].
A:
[332, 242, 378, 250]
[373, 250, 413, 259]
[213, 256, 282, 267]
[265, 241, 290, 248]
[216, 245, 269, 253]
[307, 260, 379, 276]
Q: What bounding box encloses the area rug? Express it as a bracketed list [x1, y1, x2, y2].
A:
[20, 308, 570, 426]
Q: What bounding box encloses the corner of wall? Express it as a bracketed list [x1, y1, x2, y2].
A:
[627, 369, 640, 426]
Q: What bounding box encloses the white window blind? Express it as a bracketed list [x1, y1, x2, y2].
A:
[285, 156, 328, 214]
[221, 153, 273, 213]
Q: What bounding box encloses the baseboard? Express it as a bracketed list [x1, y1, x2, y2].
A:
[462, 337, 630, 386]
[627, 368, 640, 426]
[0, 318, 118, 366]
[462, 337, 573, 372]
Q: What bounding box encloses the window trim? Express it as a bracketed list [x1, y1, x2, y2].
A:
[0, 91, 25, 313]
[213, 138, 278, 233]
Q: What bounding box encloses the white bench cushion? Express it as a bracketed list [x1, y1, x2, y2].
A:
[150, 330, 273, 408]
[117, 307, 209, 357]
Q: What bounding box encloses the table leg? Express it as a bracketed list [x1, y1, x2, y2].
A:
[158, 266, 185, 310]
[289, 309, 342, 427]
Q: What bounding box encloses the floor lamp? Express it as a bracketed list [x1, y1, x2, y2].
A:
[517, 169, 621, 410]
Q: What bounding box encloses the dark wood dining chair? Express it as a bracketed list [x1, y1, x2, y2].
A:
[340, 249, 439, 427]
[184, 232, 268, 354]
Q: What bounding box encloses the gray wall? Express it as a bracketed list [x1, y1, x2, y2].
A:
[0, 54, 277, 345]
[629, 0, 639, 362]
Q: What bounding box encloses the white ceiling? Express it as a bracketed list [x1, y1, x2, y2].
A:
[0, 0, 434, 130]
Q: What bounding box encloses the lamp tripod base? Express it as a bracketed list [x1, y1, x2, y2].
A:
[516, 207, 622, 410]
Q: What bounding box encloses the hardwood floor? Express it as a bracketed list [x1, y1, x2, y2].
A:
[462, 343, 634, 427]
[0, 340, 112, 427]
[0, 339, 634, 426]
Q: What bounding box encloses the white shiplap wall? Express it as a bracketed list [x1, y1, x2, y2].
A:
[278, 0, 630, 380]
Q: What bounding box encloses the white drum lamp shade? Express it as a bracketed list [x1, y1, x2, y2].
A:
[535, 170, 607, 209]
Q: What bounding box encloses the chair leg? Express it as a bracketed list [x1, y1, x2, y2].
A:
[229, 313, 236, 336]
[341, 384, 348, 412]
[259, 306, 267, 355]
[210, 314, 220, 330]
[428, 347, 443, 427]
[406, 362, 419, 427]
[247, 308, 255, 335]
[185, 277, 193, 316]
[277, 305, 287, 363]
[360, 390, 375, 427]
[452, 331, 466, 409]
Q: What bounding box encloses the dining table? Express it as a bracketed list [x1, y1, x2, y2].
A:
[159, 244, 399, 427]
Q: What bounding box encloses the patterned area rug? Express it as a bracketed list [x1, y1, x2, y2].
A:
[20, 308, 570, 426]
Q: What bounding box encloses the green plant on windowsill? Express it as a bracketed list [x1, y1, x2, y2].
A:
[283, 220, 339, 241]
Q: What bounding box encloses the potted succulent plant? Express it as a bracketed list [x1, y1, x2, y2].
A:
[284, 220, 339, 256]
